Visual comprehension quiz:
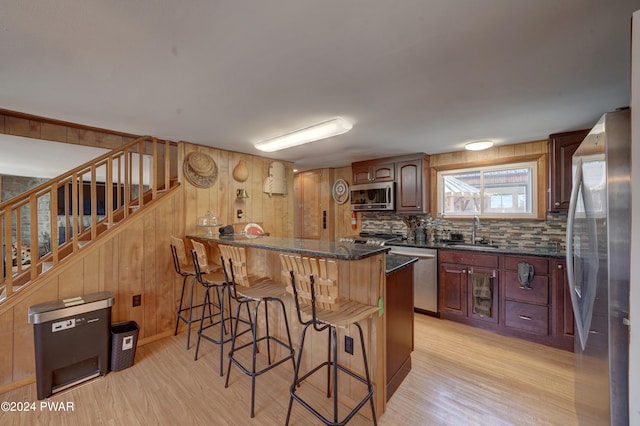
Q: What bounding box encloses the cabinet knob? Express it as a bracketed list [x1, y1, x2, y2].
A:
[554, 202, 560, 206]
[557, 264, 563, 269]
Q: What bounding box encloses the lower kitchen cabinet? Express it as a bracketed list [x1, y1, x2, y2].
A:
[505, 301, 549, 335]
[439, 263, 467, 317]
[504, 255, 550, 336]
[386, 262, 414, 400]
[439, 250, 499, 326]
[553, 258, 574, 349]
[438, 250, 574, 351]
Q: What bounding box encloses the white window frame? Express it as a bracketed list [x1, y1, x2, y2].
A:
[436, 160, 538, 219]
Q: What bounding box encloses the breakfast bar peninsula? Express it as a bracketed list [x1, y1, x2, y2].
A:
[187, 233, 416, 418]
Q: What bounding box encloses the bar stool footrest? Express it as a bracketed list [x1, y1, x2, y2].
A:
[198, 315, 252, 343]
[228, 335, 295, 377]
[290, 361, 374, 426]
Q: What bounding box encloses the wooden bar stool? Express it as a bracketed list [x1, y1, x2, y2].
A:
[190, 240, 237, 376]
[218, 244, 296, 418]
[170, 236, 207, 350]
[280, 254, 378, 426]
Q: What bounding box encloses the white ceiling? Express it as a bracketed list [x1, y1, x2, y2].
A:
[1, 0, 639, 173]
[0, 135, 107, 179]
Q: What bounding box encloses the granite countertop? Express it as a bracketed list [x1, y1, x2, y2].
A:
[386, 254, 418, 275]
[187, 233, 389, 261]
[386, 239, 565, 259]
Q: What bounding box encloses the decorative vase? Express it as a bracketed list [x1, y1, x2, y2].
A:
[233, 159, 249, 182]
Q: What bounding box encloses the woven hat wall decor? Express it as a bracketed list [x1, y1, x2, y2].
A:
[183, 151, 218, 188]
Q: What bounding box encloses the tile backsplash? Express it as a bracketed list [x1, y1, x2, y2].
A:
[362, 211, 566, 252]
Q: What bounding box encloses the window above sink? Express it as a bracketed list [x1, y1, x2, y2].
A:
[436, 160, 540, 220]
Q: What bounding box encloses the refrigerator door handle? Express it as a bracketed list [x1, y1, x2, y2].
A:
[566, 157, 588, 350]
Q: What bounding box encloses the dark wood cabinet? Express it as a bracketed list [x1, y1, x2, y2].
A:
[385, 263, 414, 400]
[552, 259, 575, 348]
[548, 129, 588, 211]
[352, 160, 395, 184]
[352, 153, 430, 212]
[467, 266, 499, 324]
[438, 250, 574, 351]
[439, 250, 499, 325]
[395, 156, 430, 213]
[439, 262, 467, 317]
[503, 255, 550, 336]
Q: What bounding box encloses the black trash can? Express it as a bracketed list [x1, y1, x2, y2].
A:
[28, 291, 114, 399]
[110, 321, 139, 371]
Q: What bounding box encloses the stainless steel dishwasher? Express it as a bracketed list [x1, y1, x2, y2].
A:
[388, 245, 438, 315]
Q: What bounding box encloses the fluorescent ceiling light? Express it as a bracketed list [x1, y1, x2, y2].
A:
[254, 117, 353, 152]
[465, 140, 494, 151]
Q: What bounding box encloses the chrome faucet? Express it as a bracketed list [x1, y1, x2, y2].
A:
[472, 216, 480, 244]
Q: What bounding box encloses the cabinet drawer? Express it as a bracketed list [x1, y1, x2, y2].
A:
[504, 256, 549, 274]
[438, 250, 499, 268]
[505, 301, 549, 335]
[505, 271, 549, 304]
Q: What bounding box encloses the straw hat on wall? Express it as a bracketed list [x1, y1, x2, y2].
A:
[183, 151, 218, 188]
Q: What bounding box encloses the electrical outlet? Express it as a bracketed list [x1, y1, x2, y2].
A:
[345, 336, 354, 355]
[132, 294, 141, 307]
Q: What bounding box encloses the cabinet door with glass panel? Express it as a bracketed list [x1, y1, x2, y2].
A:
[466, 266, 499, 324]
[439, 250, 499, 324]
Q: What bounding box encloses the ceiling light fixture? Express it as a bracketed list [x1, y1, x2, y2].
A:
[254, 117, 353, 152]
[464, 140, 494, 151]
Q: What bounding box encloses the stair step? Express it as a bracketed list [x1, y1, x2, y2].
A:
[78, 241, 90, 248]
[42, 261, 54, 272]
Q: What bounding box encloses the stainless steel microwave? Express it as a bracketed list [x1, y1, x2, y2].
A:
[350, 182, 395, 211]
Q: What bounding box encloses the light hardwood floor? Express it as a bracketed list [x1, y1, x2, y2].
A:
[0, 314, 576, 425]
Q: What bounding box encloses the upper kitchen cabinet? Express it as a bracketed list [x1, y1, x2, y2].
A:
[548, 129, 589, 211]
[352, 153, 430, 213]
[395, 155, 430, 213]
[352, 159, 395, 184]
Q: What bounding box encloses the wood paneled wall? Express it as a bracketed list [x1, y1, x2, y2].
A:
[0, 187, 183, 390]
[293, 166, 357, 241]
[429, 140, 549, 218]
[0, 134, 295, 392]
[181, 143, 294, 238]
[332, 166, 360, 239]
[429, 140, 548, 169]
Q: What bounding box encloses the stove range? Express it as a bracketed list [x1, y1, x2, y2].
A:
[339, 232, 402, 246]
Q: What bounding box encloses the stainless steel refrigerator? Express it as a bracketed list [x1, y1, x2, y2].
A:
[566, 108, 630, 425]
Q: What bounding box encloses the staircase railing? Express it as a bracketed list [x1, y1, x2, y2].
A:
[1, 136, 178, 302]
